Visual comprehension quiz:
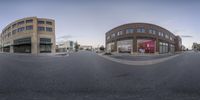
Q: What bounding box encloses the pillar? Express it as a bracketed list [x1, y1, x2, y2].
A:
[155, 38, 159, 54]
[132, 36, 137, 55]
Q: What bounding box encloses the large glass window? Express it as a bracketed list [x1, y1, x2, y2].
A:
[38, 21, 45, 24]
[17, 21, 24, 25]
[26, 19, 33, 23]
[170, 36, 174, 41]
[106, 42, 115, 52]
[26, 25, 33, 30]
[126, 28, 134, 34]
[18, 27, 25, 32]
[165, 34, 169, 39]
[149, 29, 156, 35]
[111, 33, 115, 38]
[107, 36, 110, 40]
[40, 38, 52, 53]
[46, 21, 52, 25]
[159, 32, 164, 37]
[38, 27, 45, 31]
[12, 29, 17, 35]
[137, 39, 155, 53]
[46, 27, 53, 32]
[170, 44, 175, 53]
[12, 24, 16, 28]
[117, 31, 123, 36]
[159, 42, 169, 54]
[13, 37, 31, 53]
[117, 40, 132, 53]
[137, 28, 145, 33]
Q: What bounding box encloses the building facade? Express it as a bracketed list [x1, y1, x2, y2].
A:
[105, 23, 182, 54]
[192, 43, 200, 51]
[0, 17, 56, 54]
[56, 40, 75, 52]
[79, 45, 93, 51]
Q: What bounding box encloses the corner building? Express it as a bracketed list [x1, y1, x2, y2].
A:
[105, 23, 182, 54]
[0, 17, 56, 54]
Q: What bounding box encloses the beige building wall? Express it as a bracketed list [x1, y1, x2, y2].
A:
[0, 17, 56, 55]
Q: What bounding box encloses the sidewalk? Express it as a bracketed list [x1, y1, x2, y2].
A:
[0, 52, 73, 57]
[98, 53, 180, 65]
[109, 53, 175, 61]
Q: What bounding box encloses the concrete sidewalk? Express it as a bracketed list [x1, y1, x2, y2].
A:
[109, 54, 175, 61]
[98, 53, 180, 65]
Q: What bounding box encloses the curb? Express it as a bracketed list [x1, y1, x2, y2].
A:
[98, 54, 180, 66]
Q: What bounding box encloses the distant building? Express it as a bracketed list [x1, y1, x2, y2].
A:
[79, 45, 93, 51]
[56, 40, 75, 52]
[175, 36, 182, 52]
[181, 45, 186, 51]
[192, 43, 200, 51]
[0, 37, 2, 52]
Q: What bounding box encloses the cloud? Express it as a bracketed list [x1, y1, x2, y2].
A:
[57, 35, 73, 39]
[180, 35, 193, 38]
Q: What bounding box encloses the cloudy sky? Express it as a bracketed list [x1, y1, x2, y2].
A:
[0, 0, 199, 48]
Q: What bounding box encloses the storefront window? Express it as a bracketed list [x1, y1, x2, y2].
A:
[40, 38, 52, 53]
[159, 42, 169, 54]
[170, 44, 175, 53]
[117, 40, 132, 53]
[137, 39, 155, 53]
[106, 42, 115, 52]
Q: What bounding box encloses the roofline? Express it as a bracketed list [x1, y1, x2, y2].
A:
[1, 16, 55, 33]
[105, 22, 176, 36]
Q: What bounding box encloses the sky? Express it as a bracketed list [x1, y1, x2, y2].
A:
[0, 0, 199, 48]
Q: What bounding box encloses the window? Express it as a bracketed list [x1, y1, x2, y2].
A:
[12, 29, 17, 35]
[40, 38, 52, 53]
[17, 21, 24, 25]
[158, 32, 161, 36]
[40, 38, 51, 44]
[152, 30, 156, 34]
[26, 19, 33, 23]
[111, 33, 115, 38]
[26, 26, 33, 30]
[170, 36, 174, 41]
[13, 37, 31, 53]
[117, 40, 133, 53]
[7, 27, 11, 31]
[38, 27, 45, 31]
[8, 32, 11, 38]
[107, 36, 110, 40]
[137, 28, 145, 33]
[46, 21, 52, 25]
[149, 29, 153, 34]
[117, 31, 123, 36]
[170, 44, 175, 53]
[14, 37, 31, 45]
[46, 27, 53, 32]
[149, 29, 156, 35]
[126, 28, 134, 34]
[159, 42, 169, 54]
[38, 21, 45, 24]
[18, 27, 25, 32]
[12, 24, 16, 28]
[159, 32, 164, 37]
[165, 34, 169, 39]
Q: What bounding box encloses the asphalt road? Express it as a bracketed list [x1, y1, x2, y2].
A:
[0, 51, 200, 100]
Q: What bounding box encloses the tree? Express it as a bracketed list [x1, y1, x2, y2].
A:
[99, 45, 105, 51]
[74, 41, 80, 52]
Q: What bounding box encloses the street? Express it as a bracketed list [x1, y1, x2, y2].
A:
[0, 51, 200, 100]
